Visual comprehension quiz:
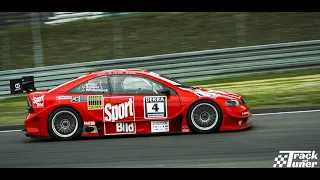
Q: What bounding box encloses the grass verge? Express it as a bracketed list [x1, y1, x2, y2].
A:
[0, 68, 319, 126]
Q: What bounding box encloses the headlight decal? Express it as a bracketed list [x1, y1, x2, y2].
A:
[225, 99, 241, 106]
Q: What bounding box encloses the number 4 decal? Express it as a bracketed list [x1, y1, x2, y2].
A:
[152, 103, 159, 112]
[144, 96, 167, 119]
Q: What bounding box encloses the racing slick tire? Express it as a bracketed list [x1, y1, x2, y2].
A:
[187, 100, 223, 134]
[48, 107, 83, 140]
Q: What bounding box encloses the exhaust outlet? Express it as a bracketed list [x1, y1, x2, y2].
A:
[84, 126, 95, 132]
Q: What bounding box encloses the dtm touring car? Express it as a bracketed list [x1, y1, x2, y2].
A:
[9, 69, 252, 141]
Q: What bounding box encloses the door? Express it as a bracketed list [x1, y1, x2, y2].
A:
[107, 74, 181, 133]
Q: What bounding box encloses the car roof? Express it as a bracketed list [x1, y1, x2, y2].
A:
[49, 69, 180, 93]
[92, 69, 153, 77]
[49, 69, 152, 92]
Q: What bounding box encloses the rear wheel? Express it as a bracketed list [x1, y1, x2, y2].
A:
[187, 100, 223, 133]
[48, 107, 83, 140]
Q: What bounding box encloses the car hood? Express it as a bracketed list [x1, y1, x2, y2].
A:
[192, 87, 242, 100]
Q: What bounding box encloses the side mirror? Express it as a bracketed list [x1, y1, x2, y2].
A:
[159, 89, 170, 96]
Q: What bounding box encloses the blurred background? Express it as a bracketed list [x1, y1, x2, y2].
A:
[0, 12, 320, 126]
[1, 12, 320, 70]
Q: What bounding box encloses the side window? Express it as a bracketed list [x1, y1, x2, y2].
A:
[110, 75, 175, 95]
[68, 76, 109, 94]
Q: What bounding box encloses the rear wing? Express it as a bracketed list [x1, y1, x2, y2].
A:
[9, 76, 36, 94]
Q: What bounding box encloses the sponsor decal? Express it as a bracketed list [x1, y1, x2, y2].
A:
[208, 90, 227, 94]
[71, 96, 87, 102]
[84, 121, 95, 126]
[33, 95, 44, 108]
[151, 121, 169, 133]
[116, 122, 135, 133]
[56, 96, 72, 100]
[72, 96, 79, 102]
[14, 83, 21, 91]
[195, 91, 220, 99]
[104, 97, 134, 122]
[144, 96, 167, 118]
[85, 83, 105, 92]
[274, 151, 318, 168]
[87, 95, 103, 110]
[242, 111, 249, 115]
[97, 71, 136, 76]
[208, 93, 220, 98]
[181, 125, 190, 132]
[80, 96, 88, 102]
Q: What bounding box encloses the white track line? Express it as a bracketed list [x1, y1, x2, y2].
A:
[0, 130, 22, 133]
[253, 109, 320, 116]
[0, 109, 320, 133]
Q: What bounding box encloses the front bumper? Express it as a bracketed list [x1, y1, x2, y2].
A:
[219, 105, 253, 131]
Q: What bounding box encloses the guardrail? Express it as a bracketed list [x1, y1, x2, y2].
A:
[1, 39, 320, 99]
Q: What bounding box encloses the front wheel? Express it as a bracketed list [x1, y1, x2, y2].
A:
[48, 107, 83, 140]
[187, 100, 223, 134]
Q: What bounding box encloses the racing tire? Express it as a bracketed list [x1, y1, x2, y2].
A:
[48, 107, 83, 141]
[187, 100, 223, 134]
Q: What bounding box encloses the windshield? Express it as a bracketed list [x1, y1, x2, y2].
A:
[148, 72, 197, 90]
[159, 74, 181, 84]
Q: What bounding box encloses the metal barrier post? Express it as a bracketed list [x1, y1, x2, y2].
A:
[30, 12, 44, 67]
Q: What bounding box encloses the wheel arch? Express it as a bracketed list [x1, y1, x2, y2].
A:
[186, 97, 223, 113]
[187, 98, 223, 116]
[48, 105, 83, 123]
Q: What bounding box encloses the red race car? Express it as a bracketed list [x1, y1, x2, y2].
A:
[9, 69, 252, 141]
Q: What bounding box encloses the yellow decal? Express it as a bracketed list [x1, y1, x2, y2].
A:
[87, 95, 103, 110]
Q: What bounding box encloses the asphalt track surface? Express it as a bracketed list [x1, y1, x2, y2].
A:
[0, 110, 319, 168]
